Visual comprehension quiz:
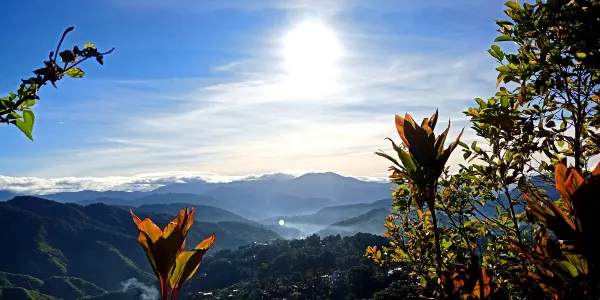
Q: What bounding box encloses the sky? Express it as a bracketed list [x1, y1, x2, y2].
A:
[0, 0, 508, 193]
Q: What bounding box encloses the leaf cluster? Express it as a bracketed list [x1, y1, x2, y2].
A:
[0, 26, 113, 140]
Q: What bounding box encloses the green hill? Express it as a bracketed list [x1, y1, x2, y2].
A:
[0, 197, 280, 297]
[0, 287, 58, 300]
[132, 203, 254, 224]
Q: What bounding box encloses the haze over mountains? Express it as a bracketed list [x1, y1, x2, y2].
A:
[0, 171, 559, 300]
[0, 172, 399, 299]
[0, 172, 394, 219]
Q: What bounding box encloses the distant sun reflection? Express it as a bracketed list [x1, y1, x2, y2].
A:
[279, 219, 285, 226]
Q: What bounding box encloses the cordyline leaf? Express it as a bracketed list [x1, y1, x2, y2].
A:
[523, 193, 552, 223]
[564, 253, 589, 276]
[554, 161, 584, 208]
[375, 151, 403, 170]
[434, 129, 449, 157]
[521, 190, 576, 239]
[385, 138, 417, 172]
[395, 115, 410, 148]
[553, 260, 579, 279]
[468, 268, 493, 299]
[593, 163, 600, 176]
[421, 110, 439, 135]
[402, 114, 436, 166]
[131, 212, 162, 243]
[429, 109, 439, 131]
[569, 162, 600, 234]
[169, 234, 216, 290]
[131, 208, 192, 291]
[163, 206, 195, 238]
[438, 127, 465, 171]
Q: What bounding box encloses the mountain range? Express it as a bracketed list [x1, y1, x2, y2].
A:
[0, 195, 395, 299]
[1, 172, 395, 220]
[0, 196, 282, 297]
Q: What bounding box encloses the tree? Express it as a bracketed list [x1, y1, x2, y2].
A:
[0, 27, 113, 140]
[463, 0, 600, 298]
[368, 0, 600, 299]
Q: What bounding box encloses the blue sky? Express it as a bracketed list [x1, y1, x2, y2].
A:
[0, 0, 507, 193]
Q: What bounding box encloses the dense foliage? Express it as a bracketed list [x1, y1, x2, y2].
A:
[0, 197, 280, 298]
[0, 196, 417, 300]
[368, 1, 600, 299]
[180, 233, 418, 300]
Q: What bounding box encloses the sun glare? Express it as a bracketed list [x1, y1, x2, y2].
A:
[281, 22, 343, 95]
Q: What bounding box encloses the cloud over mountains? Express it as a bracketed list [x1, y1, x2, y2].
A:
[0, 171, 388, 195]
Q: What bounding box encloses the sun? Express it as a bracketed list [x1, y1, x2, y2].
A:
[281, 22, 343, 86]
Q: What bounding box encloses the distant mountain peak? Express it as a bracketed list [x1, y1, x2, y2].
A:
[242, 172, 298, 181]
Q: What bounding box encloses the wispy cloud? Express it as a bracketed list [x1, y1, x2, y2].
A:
[2, 0, 503, 183]
[25, 46, 495, 178]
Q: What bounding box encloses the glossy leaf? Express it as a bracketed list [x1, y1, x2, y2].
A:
[65, 67, 85, 78]
[15, 110, 34, 140]
[169, 234, 216, 290]
[494, 35, 513, 42]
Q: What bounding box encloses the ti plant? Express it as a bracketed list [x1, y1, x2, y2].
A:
[513, 161, 600, 299]
[0, 26, 113, 140]
[374, 110, 464, 274]
[366, 110, 505, 299]
[131, 207, 216, 300]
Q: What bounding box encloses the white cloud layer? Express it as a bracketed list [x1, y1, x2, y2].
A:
[0, 171, 389, 195]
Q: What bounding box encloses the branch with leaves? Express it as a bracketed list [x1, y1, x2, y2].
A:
[0, 26, 114, 140]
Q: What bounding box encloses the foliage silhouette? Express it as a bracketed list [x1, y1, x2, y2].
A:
[0, 27, 113, 140]
[368, 1, 599, 299]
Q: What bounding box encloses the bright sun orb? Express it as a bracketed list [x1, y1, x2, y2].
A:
[278, 219, 285, 226]
[282, 22, 343, 85]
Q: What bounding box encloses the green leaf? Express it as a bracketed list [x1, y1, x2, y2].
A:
[463, 151, 472, 160]
[505, 151, 514, 162]
[495, 20, 514, 26]
[65, 67, 85, 78]
[557, 140, 565, 147]
[494, 35, 513, 42]
[505, 1, 521, 10]
[500, 95, 509, 107]
[475, 98, 487, 109]
[15, 110, 35, 140]
[491, 45, 503, 57]
[554, 260, 579, 278]
[496, 65, 511, 72]
[575, 53, 586, 59]
[169, 234, 215, 289]
[419, 276, 427, 287]
[84, 42, 96, 50]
